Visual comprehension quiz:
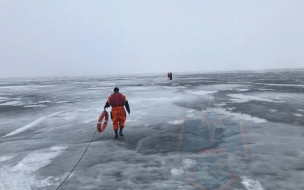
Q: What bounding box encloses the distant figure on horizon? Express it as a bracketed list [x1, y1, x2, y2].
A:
[170, 72, 173, 80]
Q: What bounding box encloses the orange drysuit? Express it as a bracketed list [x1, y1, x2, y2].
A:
[104, 92, 130, 130]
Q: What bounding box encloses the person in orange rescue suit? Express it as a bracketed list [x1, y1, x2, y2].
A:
[104, 87, 130, 139]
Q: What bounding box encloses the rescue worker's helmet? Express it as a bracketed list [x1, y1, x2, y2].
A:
[114, 87, 119, 92]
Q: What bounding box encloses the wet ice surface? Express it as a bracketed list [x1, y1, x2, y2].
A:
[1, 70, 304, 190]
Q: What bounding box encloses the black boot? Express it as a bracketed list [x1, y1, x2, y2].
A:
[114, 130, 118, 139]
[119, 126, 124, 136]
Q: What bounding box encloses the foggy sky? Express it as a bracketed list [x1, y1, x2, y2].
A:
[0, 0, 304, 78]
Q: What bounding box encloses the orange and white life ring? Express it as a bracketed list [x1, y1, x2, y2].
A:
[97, 111, 108, 132]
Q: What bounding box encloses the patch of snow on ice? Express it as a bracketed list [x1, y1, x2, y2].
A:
[186, 114, 194, 118]
[50, 146, 67, 151]
[236, 89, 250, 92]
[227, 82, 252, 84]
[182, 159, 197, 168]
[186, 109, 196, 113]
[185, 90, 218, 96]
[150, 97, 174, 102]
[297, 109, 304, 112]
[133, 91, 153, 95]
[0, 86, 37, 90]
[269, 109, 277, 112]
[241, 176, 264, 190]
[23, 104, 48, 108]
[127, 117, 138, 122]
[258, 89, 274, 91]
[0, 147, 68, 190]
[64, 116, 76, 120]
[227, 94, 273, 103]
[0, 96, 8, 100]
[56, 101, 69, 104]
[87, 87, 105, 90]
[0, 156, 13, 163]
[38, 101, 50, 103]
[215, 108, 267, 123]
[0, 101, 23, 106]
[12, 146, 67, 174]
[171, 168, 184, 176]
[59, 112, 78, 120]
[35, 173, 73, 189]
[3, 111, 62, 137]
[299, 151, 304, 157]
[214, 102, 227, 106]
[294, 114, 303, 117]
[255, 83, 304, 87]
[163, 86, 186, 90]
[0, 168, 36, 190]
[76, 109, 89, 112]
[83, 119, 96, 123]
[167, 120, 184, 125]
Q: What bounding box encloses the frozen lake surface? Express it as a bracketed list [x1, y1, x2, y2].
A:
[1, 70, 304, 190]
